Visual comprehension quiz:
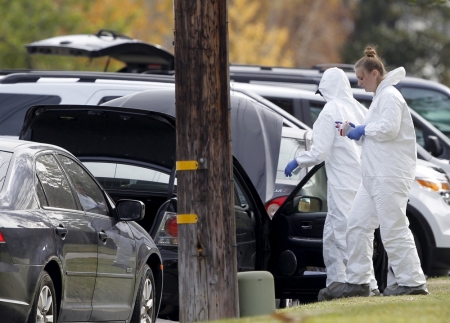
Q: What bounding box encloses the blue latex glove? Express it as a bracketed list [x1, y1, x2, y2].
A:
[284, 159, 299, 177]
[347, 125, 366, 140]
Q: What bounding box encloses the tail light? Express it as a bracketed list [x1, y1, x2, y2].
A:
[265, 196, 288, 219]
[0, 231, 5, 243]
[154, 212, 178, 246]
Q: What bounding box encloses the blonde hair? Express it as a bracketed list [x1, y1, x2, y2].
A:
[355, 46, 386, 77]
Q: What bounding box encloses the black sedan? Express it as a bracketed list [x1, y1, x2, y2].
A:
[0, 138, 162, 322]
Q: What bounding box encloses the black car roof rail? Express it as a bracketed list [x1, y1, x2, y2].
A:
[0, 71, 176, 84]
[230, 63, 319, 72]
[311, 63, 355, 73]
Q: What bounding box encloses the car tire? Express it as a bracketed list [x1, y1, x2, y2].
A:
[27, 270, 57, 323]
[131, 264, 156, 323]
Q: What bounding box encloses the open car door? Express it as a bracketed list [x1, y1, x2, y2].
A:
[269, 163, 387, 302]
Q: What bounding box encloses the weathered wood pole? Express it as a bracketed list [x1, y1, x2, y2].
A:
[174, 0, 238, 322]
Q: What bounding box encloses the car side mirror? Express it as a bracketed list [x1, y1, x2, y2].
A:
[426, 135, 443, 157]
[297, 196, 322, 212]
[116, 199, 145, 221]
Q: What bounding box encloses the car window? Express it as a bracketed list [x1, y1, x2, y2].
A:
[309, 101, 325, 124]
[97, 96, 121, 105]
[414, 124, 426, 148]
[0, 94, 61, 136]
[234, 181, 248, 207]
[400, 87, 450, 136]
[265, 97, 294, 116]
[35, 176, 48, 207]
[83, 162, 175, 192]
[36, 154, 77, 210]
[57, 155, 109, 216]
[277, 136, 308, 181]
[0, 151, 12, 192]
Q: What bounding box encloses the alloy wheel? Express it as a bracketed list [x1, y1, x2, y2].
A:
[140, 277, 154, 323]
[36, 285, 54, 323]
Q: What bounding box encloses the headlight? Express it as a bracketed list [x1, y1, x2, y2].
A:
[416, 178, 450, 205]
[416, 178, 450, 192]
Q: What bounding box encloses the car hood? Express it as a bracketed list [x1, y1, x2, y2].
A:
[25, 30, 174, 70]
[20, 89, 283, 202]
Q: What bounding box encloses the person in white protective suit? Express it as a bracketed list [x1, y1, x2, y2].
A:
[284, 67, 380, 300]
[325, 46, 428, 299]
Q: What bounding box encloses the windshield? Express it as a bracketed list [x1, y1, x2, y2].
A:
[400, 87, 450, 137]
[0, 151, 13, 191]
[83, 162, 175, 192]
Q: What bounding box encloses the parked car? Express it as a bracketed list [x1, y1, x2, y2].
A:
[0, 137, 162, 322]
[0, 71, 177, 139]
[19, 89, 387, 319]
[232, 81, 450, 277]
[232, 82, 450, 163]
[25, 29, 175, 73]
[230, 63, 450, 139]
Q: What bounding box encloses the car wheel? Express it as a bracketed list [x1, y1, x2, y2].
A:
[131, 264, 156, 323]
[278, 299, 299, 308]
[28, 270, 57, 323]
[411, 229, 423, 264]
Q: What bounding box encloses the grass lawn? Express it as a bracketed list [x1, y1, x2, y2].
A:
[214, 277, 450, 323]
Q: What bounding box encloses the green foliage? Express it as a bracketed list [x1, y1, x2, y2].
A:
[0, 0, 91, 69]
[342, 0, 450, 86]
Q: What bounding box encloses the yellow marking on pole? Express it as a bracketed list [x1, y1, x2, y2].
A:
[176, 161, 198, 171]
[177, 214, 198, 224]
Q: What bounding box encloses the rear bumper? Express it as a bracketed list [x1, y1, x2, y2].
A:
[0, 301, 29, 323]
[0, 262, 37, 323]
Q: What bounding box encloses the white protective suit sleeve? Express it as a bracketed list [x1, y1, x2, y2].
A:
[364, 94, 403, 142]
[295, 110, 335, 168]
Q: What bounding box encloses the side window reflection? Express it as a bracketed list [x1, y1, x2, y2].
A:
[401, 87, 450, 136]
[57, 155, 109, 216]
[36, 154, 77, 210]
[35, 176, 48, 207]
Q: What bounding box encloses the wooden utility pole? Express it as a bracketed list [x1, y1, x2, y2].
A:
[174, 0, 237, 322]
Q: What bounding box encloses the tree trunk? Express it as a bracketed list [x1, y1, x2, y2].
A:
[174, 0, 237, 322]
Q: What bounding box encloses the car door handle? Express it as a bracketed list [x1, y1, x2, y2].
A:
[55, 226, 68, 237]
[300, 221, 313, 229]
[98, 231, 108, 241]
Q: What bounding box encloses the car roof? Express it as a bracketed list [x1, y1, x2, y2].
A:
[231, 63, 450, 94]
[0, 137, 66, 154]
[0, 70, 175, 85]
[231, 82, 322, 101]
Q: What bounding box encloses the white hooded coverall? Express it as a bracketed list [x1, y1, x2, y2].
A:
[345, 67, 426, 287]
[294, 68, 368, 287]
